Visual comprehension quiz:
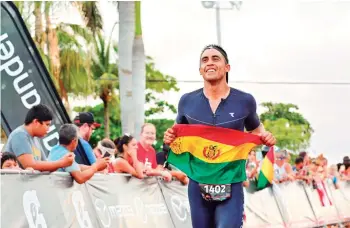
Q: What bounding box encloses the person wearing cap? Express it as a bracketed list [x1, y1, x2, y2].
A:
[163, 44, 276, 228]
[73, 112, 101, 165]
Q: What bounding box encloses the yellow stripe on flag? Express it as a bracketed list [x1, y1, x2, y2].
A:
[260, 158, 274, 182]
[170, 136, 257, 164]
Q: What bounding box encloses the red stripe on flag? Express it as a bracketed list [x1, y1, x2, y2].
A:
[266, 147, 274, 163]
[173, 124, 263, 146]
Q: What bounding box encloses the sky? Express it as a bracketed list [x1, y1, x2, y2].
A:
[68, 0, 350, 164]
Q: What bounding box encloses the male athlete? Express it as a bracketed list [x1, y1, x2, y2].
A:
[164, 44, 276, 228]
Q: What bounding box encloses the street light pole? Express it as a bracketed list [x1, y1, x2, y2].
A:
[215, 1, 221, 45]
[202, 1, 242, 46]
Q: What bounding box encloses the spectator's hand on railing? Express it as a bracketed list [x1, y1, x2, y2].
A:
[60, 153, 75, 167]
[94, 158, 109, 171]
[161, 170, 172, 182]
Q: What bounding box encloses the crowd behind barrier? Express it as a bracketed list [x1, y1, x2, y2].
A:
[1, 171, 349, 228]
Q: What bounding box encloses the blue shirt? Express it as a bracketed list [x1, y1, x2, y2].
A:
[176, 88, 260, 131]
[76, 138, 96, 165]
[48, 145, 80, 172]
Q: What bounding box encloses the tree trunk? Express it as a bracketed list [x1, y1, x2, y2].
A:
[103, 98, 110, 138]
[34, 2, 45, 50]
[100, 87, 111, 138]
[132, 2, 146, 140]
[118, 2, 135, 135]
[45, 4, 70, 113]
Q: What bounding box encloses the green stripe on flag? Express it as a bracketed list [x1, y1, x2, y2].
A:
[168, 150, 247, 184]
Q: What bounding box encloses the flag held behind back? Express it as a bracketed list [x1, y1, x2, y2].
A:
[167, 124, 264, 185]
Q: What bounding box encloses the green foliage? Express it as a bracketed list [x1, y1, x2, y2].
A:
[260, 102, 313, 152]
[146, 119, 174, 152]
[145, 92, 177, 118]
[145, 57, 179, 92]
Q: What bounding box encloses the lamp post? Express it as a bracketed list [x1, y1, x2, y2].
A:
[202, 1, 242, 46]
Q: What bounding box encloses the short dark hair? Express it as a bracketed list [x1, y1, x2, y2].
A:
[299, 151, 307, 159]
[24, 104, 53, 125]
[1, 152, 18, 168]
[295, 157, 304, 165]
[59, 124, 78, 145]
[114, 134, 134, 153]
[200, 44, 229, 83]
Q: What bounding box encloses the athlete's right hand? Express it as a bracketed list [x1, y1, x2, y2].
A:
[163, 127, 176, 145]
[61, 153, 75, 167]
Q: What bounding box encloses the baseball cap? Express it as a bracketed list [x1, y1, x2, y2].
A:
[73, 112, 101, 128]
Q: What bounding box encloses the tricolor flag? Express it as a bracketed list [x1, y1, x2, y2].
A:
[256, 147, 275, 190]
[167, 124, 263, 184]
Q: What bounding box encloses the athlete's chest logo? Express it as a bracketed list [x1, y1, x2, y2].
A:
[229, 112, 235, 117]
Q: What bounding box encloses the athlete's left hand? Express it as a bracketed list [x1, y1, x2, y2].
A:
[259, 131, 276, 146]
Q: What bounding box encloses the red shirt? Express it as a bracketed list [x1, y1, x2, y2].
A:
[137, 142, 157, 169]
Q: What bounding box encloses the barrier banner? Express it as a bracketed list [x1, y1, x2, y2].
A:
[157, 179, 192, 228]
[0, 171, 100, 228]
[272, 181, 316, 228]
[303, 180, 339, 226]
[244, 183, 285, 228]
[84, 174, 174, 228]
[328, 180, 350, 223]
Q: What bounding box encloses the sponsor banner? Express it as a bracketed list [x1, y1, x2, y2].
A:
[303, 180, 339, 226]
[244, 182, 285, 228]
[272, 181, 316, 228]
[84, 174, 174, 228]
[1, 171, 349, 228]
[157, 178, 192, 228]
[328, 180, 350, 222]
[0, 171, 100, 228]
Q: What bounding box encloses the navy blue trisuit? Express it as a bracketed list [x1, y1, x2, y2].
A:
[176, 87, 261, 228]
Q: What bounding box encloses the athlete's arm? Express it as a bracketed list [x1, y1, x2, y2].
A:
[164, 94, 188, 145]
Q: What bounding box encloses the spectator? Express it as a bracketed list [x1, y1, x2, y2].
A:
[3, 104, 73, 171]
[246, 150, 258, 180]
[73, 112, 100, 165]
[274, 149, 294, 183]
[343, 156, 350, 166]
[293, 157, 304, 173]
[137, 123, 172, 181]
[48, 124, 108, 184]
[156, 144, 188, 185]
[299, 151, 310, 166]
[94, 138, 117, 173]
[137, 123, 158, 169]
[1, 152, 33, 170]
[112, 134, 145, 178]
[328, 164, 340, 189]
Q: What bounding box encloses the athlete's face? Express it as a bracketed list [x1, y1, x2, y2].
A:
[199, 48, 230, 82]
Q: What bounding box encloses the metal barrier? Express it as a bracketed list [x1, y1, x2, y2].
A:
[1, 171, 349, 228]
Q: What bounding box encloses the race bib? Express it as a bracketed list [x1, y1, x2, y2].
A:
[199, 184, 231, 202]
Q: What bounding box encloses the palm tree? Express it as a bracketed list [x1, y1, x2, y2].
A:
[132, 2, 146, 139]
[118, 1, 135, 135]
[90, 34, 119, 137]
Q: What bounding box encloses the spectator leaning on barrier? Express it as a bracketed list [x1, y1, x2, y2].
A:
[94, 138, 116, 173]
[1, 152, 33, 171]
[48, 124, 108, 184]
[2, 104, 73, 171]
[274, 149, 294, 183]
[73, 112, 100, 165]
[137, 123, 172, 181]
[112, 134, 145, 178]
